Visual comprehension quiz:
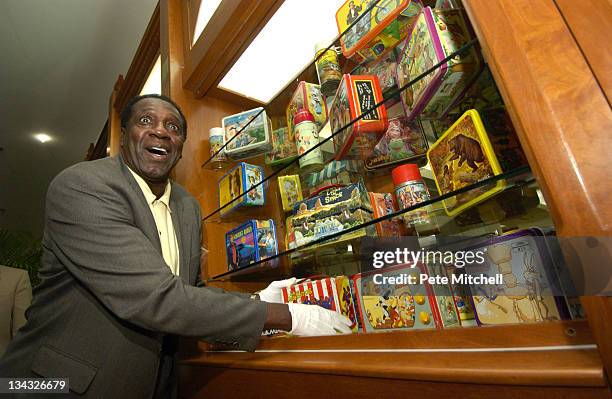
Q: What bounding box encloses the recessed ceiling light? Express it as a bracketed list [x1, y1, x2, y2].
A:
[34, 133, 52, 143]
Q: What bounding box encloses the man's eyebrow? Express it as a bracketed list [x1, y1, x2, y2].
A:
[136, 107, 180, 119]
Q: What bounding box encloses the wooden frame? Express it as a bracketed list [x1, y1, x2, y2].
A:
[464, 0, 612, 383]
[180, 0, 284, 98]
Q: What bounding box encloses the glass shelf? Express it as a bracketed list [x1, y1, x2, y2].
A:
[199, 3, 535, 284]
[200, 38, 478, 222]
[208, 165, 537, 281]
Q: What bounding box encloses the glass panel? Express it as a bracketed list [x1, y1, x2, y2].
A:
[139, 55, 161, 95]
[192, 0, 223, 46]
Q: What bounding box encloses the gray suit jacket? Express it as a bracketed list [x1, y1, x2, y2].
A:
[0, 266, 32, 356]
[0, 156, 267, 398]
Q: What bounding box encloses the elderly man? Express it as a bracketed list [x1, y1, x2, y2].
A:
[0, 94, 350, 398]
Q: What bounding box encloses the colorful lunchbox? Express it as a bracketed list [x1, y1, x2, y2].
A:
[330, 74, 388, 160]
[265, 127, 298, 167]
[286, 82, 328, 139]
[226, 219, 278, 271]
[351, 263, 440, 332]
[427, 109, 504, 216]
[443, 264, 477, 326]
[286, 181, 374, 249]
[463, 229, 570, 325]
[423, 262, 462, 328]
[336, 0, 423, 63]
[282, 277, 358, 332]
[364, 117, 429, 171]
[218, 162, 265, 217]
[368, 192, 403, 237]
[396, 7, 481, 120]
[222, 107, 272, 160]
[278, 175, 303, 213]
[306, 160, 362, 196]
[353, 50, 401, 104]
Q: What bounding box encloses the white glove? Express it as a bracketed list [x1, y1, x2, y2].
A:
[257, 277, 297, 303]
[287, 303, 353, 336]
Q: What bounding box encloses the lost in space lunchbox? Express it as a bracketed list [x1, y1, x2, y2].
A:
[226, 219, 278, 271]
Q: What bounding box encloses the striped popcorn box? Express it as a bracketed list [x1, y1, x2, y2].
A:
[282, 278, 340, 313]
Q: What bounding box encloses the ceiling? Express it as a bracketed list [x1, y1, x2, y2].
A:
[0, 0, 158, 237]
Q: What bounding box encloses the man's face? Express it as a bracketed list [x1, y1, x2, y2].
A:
[120, 98, 185, 184]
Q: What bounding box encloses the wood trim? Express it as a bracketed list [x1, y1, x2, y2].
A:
[178, 367, 610, 399]
[463, 0, 612, 383]
[554, 0, 612, 103]
[85, 121, 109, 161]
[108, 75, 124, 157]
[182, 0, 284, 97]
[113, 3, 161, 112]
[184, 0, 201, 49]
[208, 86, 265, 110]
[179, 321, 607, 388]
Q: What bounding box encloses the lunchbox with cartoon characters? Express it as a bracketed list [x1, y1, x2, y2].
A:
[330, 74, 388, 160]
[463, 229, 570, 325]
[225, 219, 278, 271]
[285, 181, 374, 249]
[427, 109, 504, 216]
[423, 262, 462, 328]
[218, 162, 265, 217]
[265, 127, 299, 167]
[286, 82, 328, 140]
[396, 7, 481, 120]
[351, 263, 440, 332]
[222, 107, 272, 160]
[364, 116, 428, 171]
[336, 0, 422, 63]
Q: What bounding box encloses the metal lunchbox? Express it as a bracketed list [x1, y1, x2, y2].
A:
[286, 81, 328, 139]
[226, 219, 278, 271]
[426, 109, 504, 216]
[330, 74, 388, 160]
[336, 0, 423, 63]
[218, 162, 265, 217]
[364, 116, 429, 171]
[396, 7, 481, 120]
[222, 107, 272, 160]
[463, 229, 570, 325]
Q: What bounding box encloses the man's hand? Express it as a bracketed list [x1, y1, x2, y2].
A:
[257, 277, 297, 303]
[288, 303, 353, 336]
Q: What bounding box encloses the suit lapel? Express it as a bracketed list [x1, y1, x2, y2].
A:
[117, 156, 162, 252]
[170, 188, 190, 283]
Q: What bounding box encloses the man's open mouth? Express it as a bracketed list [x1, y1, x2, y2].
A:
[147, 146, 169, 158]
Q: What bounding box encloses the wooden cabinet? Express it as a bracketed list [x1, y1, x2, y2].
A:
[116, 0, 612, 397]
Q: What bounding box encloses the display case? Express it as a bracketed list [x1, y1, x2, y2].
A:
[151, 0, 612, 397]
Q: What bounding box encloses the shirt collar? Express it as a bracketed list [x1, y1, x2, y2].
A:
[127, 167, 172, 210]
